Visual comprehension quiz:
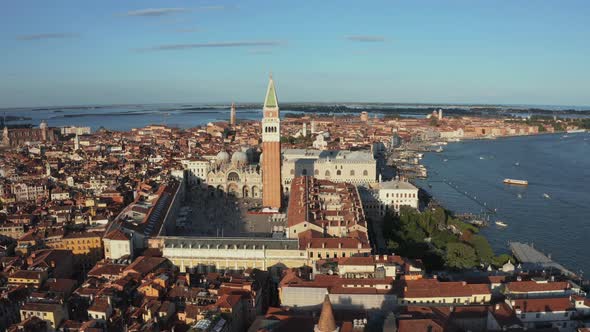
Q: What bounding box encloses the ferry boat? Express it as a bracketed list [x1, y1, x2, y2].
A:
[567, 129, 586, 134]
[495, 220, 508, 227]
[503, 178, 528, 186]
[435, 146, 444, 153]
[543, 193, 551, 199]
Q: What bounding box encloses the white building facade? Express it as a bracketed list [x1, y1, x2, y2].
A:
[281, 149, 377, 193]
[181, 158, 211, 186]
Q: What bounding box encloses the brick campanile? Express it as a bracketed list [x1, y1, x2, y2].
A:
[261, 74, 282, 209]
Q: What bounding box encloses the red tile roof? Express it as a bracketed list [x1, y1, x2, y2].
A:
[507, 280, 570, 293]
[399, 278, 491, 299]
[397, 318, 444, 332]
[512, 297, 574, 313]
[104, 228, 130, 241]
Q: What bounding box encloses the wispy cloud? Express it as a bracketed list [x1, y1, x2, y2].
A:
[346, 35, 386, 42]
[135, 41, 283, 52]
[17, 33, 78, 41]
[124, 8, 190, 17]
[123, 5, 233, 17]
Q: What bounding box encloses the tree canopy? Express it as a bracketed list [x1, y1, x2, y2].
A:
[382, 206, 511, 271]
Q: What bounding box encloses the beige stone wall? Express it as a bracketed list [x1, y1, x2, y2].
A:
[282, 158, 377, 191]
[306, 247, 371, 261]
[402, 293, 491, 305]
[164, 247, 307, 271]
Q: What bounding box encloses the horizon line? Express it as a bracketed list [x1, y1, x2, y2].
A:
[1, 101, 589, 111]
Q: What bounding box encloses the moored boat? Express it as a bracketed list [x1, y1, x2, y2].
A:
[503, 178, 528, 185]
[495, 220, 508, 227]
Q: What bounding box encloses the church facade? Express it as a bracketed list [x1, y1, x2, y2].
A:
[206, 151, 262, 199]
[2, 121, 58, 147]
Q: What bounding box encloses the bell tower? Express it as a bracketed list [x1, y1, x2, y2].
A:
[230, 102, 236, 126]
[261, 74, 281, 209]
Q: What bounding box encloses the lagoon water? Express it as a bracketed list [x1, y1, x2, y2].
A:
[415, 133, 590, 275]
[3, 106, 270, 131]
[3, 105, 426, 131]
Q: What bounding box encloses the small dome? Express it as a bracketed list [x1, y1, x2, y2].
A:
[232, 151, 248, 164]
[216, 151, 230, 163]
[242, 147, 255, 162]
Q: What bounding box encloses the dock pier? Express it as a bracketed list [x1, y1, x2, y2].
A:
[509, 242, 577, 278]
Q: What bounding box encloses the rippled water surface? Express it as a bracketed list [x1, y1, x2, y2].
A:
[415, 133, 590, 274]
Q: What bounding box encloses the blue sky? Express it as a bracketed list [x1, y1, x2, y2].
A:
[1, 0, 589, 108]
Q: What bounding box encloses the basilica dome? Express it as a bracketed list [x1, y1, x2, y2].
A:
[231, 151, 248, 165]
[216, 151, 230, 164]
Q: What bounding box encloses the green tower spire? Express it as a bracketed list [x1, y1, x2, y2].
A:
[263, 74, 278, 109]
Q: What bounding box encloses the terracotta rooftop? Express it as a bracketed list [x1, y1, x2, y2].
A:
[398, 278, 491, 298]
[507, 280, 570, 293]
[512, 296, 574, 313]
[104, 228, 130, 241]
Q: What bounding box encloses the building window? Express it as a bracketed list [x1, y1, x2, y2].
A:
[363, 170, 368, 176]
[315, 169, 319, 175]
[350, 170, 355, 176]
[336, 170, 341, 176]
[227, 172, 240, 182]
[325, 170, 330, 177]
[302, 169, 307, 175]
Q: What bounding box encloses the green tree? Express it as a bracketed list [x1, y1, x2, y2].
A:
[382, 210, 396, 237]
[432, 207, 447, 226]
[492, 254, 513, 268]
[470, 235, 494, 264]
[386, 239, 399, 251]
[446, 242, 478, 270]
[431, 230, 458, 250]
